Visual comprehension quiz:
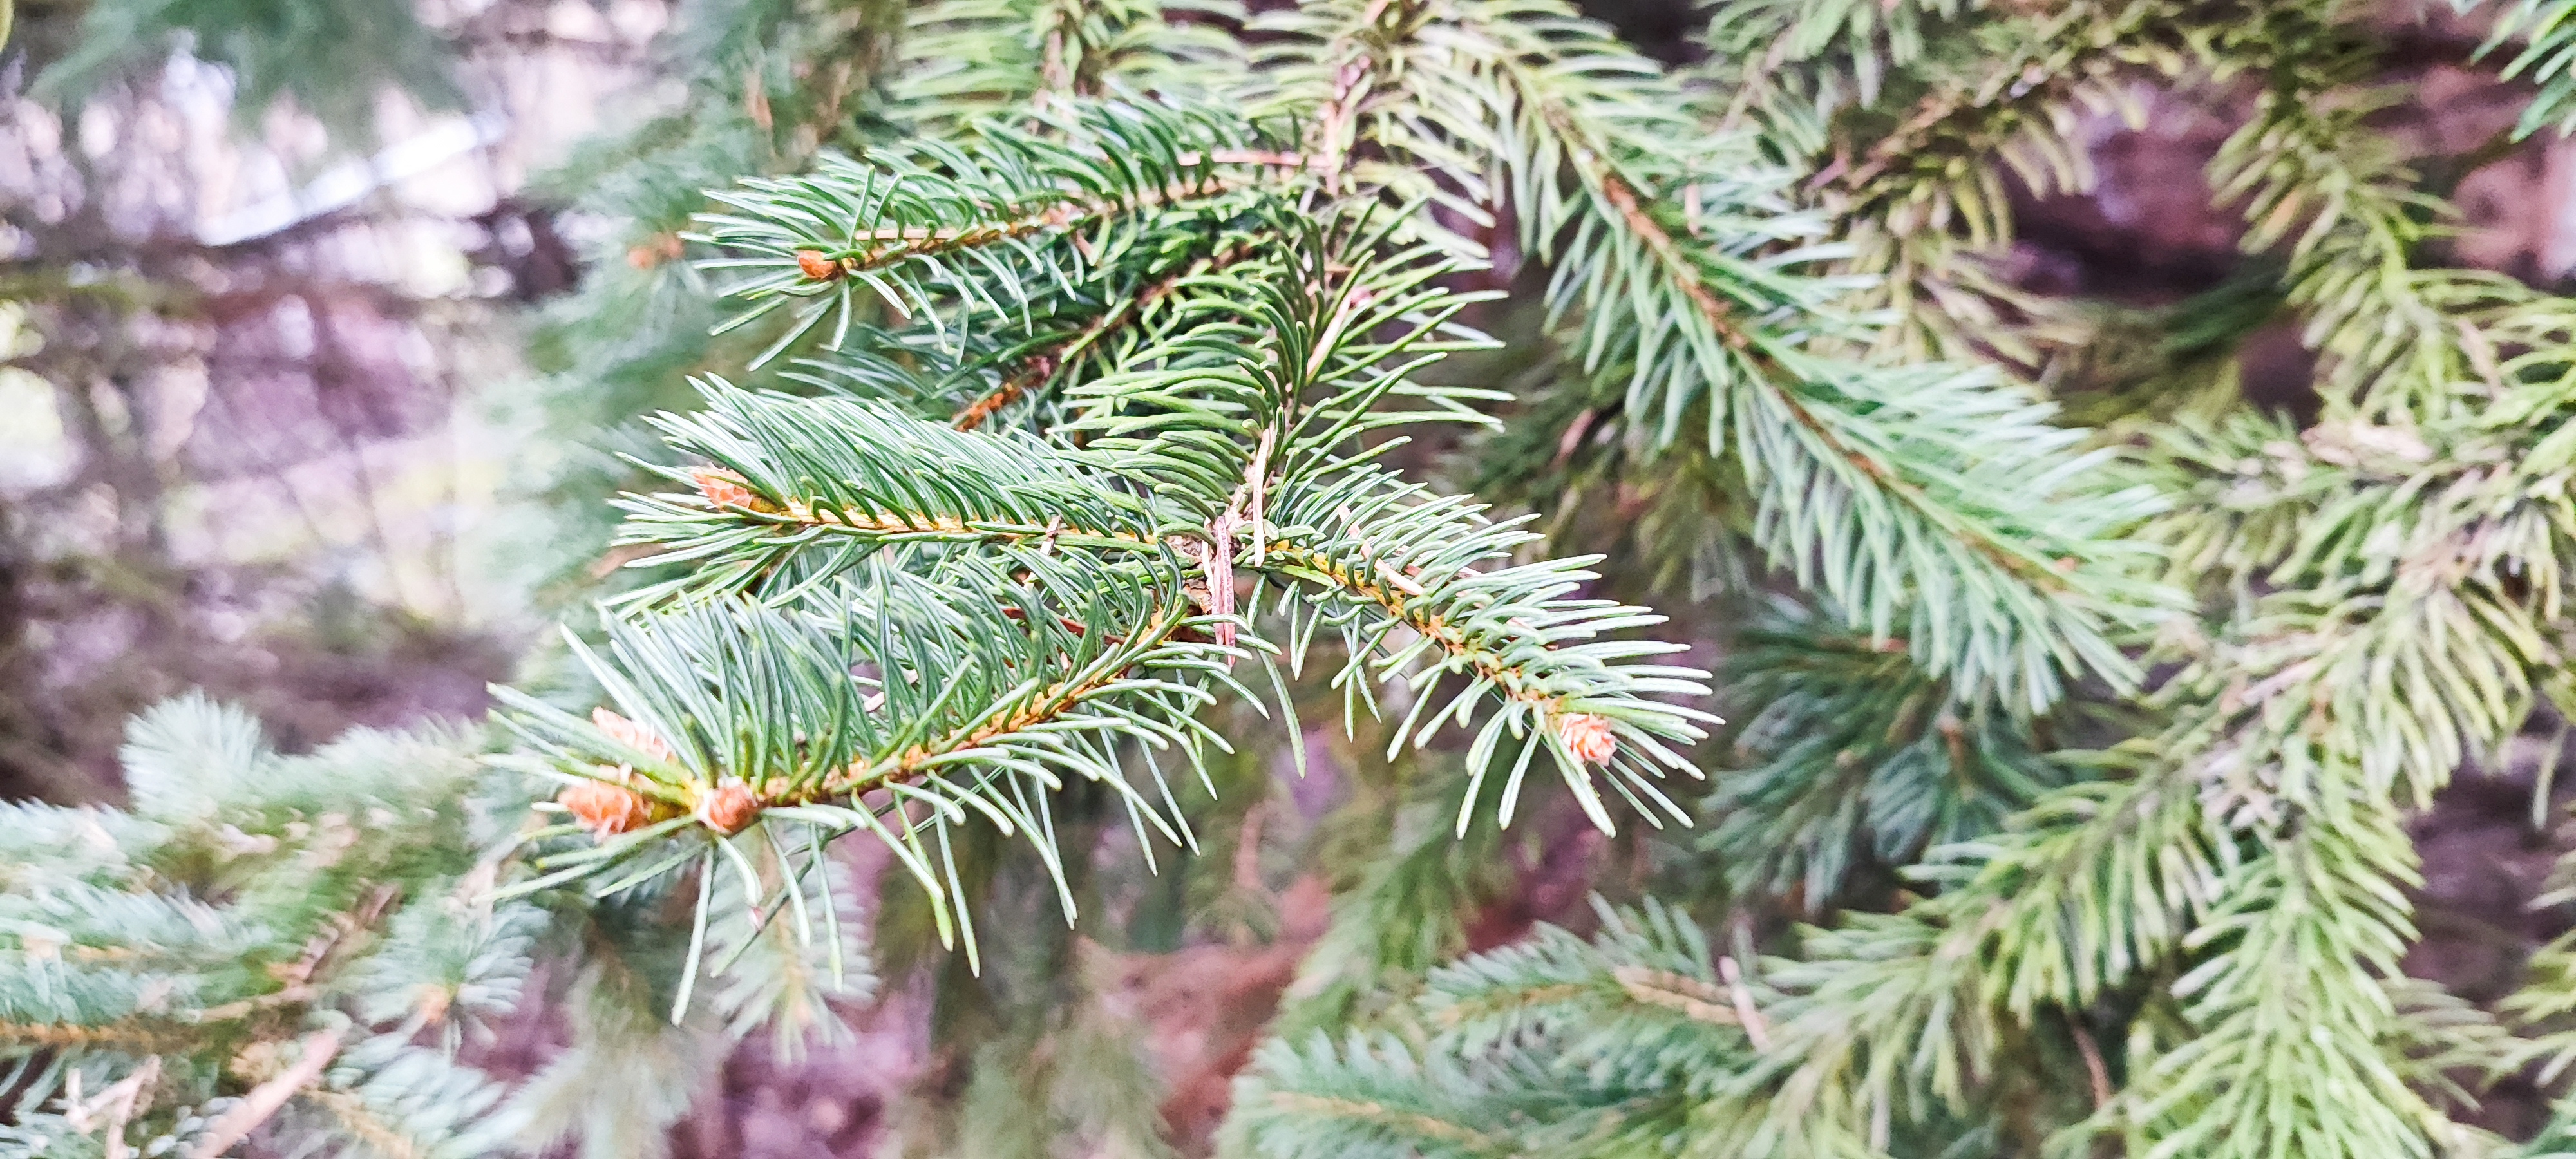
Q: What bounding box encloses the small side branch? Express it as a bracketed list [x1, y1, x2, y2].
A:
[810, 599, 1193, 801]
[951, 240, 1262, 431]
[1475, 45, 2089, 598]
[800, 168, 1273, 280]
[1260, 1091, 1511, 1154]
[1258, 538, 1575, 717]
[1719, 955, 1770, 1050]
[186, 1028, 345, 1159]
[691, 483, 1157, 554]
[1612, 966, 1742, 1026]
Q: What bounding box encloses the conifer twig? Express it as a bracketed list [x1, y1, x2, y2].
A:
[186, 1028, 345, 1159]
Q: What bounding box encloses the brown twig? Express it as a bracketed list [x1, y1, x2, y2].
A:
[0, 1020, 204, 1053]
[1718, 955, 1770, 1050]
[2071, 1019, 2112, 1109]
[587, 541, 666, 580]
[64, 1057, 160, 1159]
[808, 601, 1192, 801]
[951, 355, 1057, 431]
[1613, 966, 1742, 1026]
[1260, 1092, 1505, 1151]
[800, 173, 1262, 280]
[186, 1028, 345, 1159]
[1257, 538, 1558, 711]
[714, 502, 1153, 552]
[1306, 0, 1421, 192]
[276, 883, 401, 987]
[949, 239, 1260, 431]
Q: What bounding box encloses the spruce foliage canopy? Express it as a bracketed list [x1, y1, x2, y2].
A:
[14, 1, 2576, 1157]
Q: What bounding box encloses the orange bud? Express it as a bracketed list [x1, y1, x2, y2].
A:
[795, 250, 841, 280]
[697, 780, 761, 834]
[626, 233, 685, 270]
[629, 232, 690, 268]
[689, 467, 760, 511]
[1558, 712, 1618, 765]
[592, 707, 677, 764]
[562, 778, 654, 840]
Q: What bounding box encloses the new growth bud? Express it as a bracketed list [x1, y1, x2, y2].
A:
[562, 778, 653, 840]
[689, 467, 761, 511]
[795, 250, 842, 280]
[592, 707, 676, 763]
[1558, 712, 1618, 765]
[696, 780, 760, 834]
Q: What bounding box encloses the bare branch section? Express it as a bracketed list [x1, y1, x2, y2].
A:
[185, 1029, 345, 1159]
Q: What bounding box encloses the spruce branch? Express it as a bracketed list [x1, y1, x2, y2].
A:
[59, 4, 2576, 1154]
[2207, 11, 2533, 420]
[896, 0, 1250, 127]
[505, 540, 1265, 986]
[1707, 599, 2075, 912]
[947, 238, 1264, 431]
[0, 704, 535, 1159]
[1305, 0, 2175, 708]
[1780, 1, 2255, 366]
[1236, 901, 1761, 1158]
[611, 386, 1173, 608]
[690, 100, 1296, 365]
[1247, 466, 1716, 834]
[1737, 369, 2576, 1158]
[507, 111, 1728, 1026]
[1227, 1032, 1557, 1159]
[1211, 6, 2576, 1159]
[2486, 0, 2576, 140]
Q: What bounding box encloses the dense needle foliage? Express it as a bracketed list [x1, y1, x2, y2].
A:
[18, 1, 2576, 1157]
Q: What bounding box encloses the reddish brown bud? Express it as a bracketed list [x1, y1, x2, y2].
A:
[592, 707, 677, 764]
[1558, 712, 1618, 765]
[562, 778, 654, 840]
[689, 467, 760, 511]
[795, 250, 841, 281]
[696, 780, 761, 834]
[627, 233, 685, 270]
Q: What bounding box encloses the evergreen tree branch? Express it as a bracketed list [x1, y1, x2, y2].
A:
[1, 701, 540, 1159]
[690, 101, 1296, 365]
[895, 0, 1249, 127]
[2210, 10, 2533, 420]
[1707, 599, 2076, 912]
[948, 239, 1262, 431]
[2485, 0, 2576, 140]
[611, 388, 1172, 608]
[1249, 467, 1715, 834]
[1236, 902, 1764, 1158]
[1296, 0, 2174, 708]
